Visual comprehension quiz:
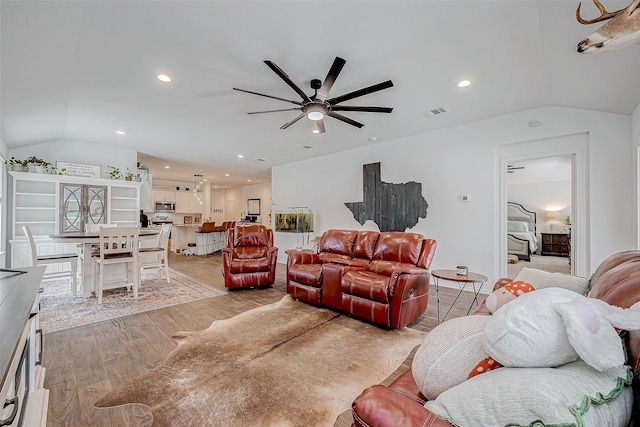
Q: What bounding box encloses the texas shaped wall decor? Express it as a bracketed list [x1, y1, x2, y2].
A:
[345, 162, 428, 232]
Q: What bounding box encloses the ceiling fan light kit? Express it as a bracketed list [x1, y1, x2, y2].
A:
[233, 57, 394, 134]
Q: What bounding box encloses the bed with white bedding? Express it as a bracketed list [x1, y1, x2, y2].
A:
[507, 202, 538, 261]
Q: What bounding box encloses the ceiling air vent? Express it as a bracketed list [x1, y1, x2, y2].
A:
[424, 107, 449, 117]
[302, 145, 313, 150]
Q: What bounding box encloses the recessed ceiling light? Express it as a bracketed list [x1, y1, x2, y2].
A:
[237, 154, 244, 158]
[312, 129, 320, 134]
[457, 79, 471, 88]
[225, 173, 229, 177]
[115, 130, 126, 135]
[255, 158, 265, 162]
[157, 74, 172, 83]
[248, 179, 252, 182]
[164, 166, 170, 169]
[368, 137, 378, 141]
[302, 145, 313, 150]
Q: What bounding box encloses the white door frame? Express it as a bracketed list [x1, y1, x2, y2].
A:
[496, 132, 589, 279]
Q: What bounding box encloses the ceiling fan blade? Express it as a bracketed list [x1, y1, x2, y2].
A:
[330, 105, 393, 113]
[327, 80, 394, 105]
[264, 60, 311, 103]
[317, 57, 346, 102]
[233, 87, 303, 106]
[315, 119, 326, 134]
[326, 111, 364, 128]
[280, 112, 306, 130]
[248, 108, 302, 115]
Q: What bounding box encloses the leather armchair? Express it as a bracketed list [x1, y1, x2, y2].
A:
[222, 225, 278, 290]
[351, 250, 640, 426]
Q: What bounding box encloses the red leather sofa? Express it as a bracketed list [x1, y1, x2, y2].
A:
[286, 229, 437, 329]
[351, 250, 640, 427]
[222, 225, 278, 290]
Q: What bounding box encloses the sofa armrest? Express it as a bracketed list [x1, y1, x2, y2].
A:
[351, 385, 451, 427]
[285, 249, 319, 267]
[393, 266, 430, 275]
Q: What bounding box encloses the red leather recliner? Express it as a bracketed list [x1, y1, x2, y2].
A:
[222, 225, 278, 290]
[351, 250, 640, 427]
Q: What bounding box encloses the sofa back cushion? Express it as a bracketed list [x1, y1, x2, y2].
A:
[318, 230, 358, 263]
[352, 231, 380, 260]
[372, 232, 424, 265]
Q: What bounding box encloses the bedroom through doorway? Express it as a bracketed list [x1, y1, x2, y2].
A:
[506, 155, 572, 279]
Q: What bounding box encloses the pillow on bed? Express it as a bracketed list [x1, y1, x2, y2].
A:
[514, 267, 590, 295]
[507, 220, 529, 232]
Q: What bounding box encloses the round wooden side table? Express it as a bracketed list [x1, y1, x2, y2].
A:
[431, 269, 488, 323]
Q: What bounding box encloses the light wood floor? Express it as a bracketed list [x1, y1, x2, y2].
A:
[42, 251, 486, 427]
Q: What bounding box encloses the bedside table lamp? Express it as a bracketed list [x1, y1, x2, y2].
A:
[546, 210, 561, 233]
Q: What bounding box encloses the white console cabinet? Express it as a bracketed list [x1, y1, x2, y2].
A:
[8, 172, 141, 269]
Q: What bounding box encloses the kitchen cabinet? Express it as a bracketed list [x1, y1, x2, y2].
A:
[175, 191, 203, 214]
[153, 189, 175, 202]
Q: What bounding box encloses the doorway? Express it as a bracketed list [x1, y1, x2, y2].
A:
[496, 132, 589, 280]
[506, 156, 572, 278]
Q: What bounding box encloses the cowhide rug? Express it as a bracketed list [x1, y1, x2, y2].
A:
[95, 295, 426, 426]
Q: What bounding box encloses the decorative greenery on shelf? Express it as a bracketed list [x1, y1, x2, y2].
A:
[26, 156, 51, 166]
[107, 166, 122, 180]
[125, 168, 134, 181]
[5, 157, 28, 171]
[5, 156, 55, 173]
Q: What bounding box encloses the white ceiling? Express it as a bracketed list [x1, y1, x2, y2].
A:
[2, 1, 640, 188]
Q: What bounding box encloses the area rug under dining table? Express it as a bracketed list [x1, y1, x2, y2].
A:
[39, 268, 226, 333]
[94, 295, 427, 426]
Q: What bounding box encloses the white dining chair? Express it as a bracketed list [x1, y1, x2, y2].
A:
[93, 225, 141, 304]
[139, 223, 172, 283]
[23, 225, 79, 294]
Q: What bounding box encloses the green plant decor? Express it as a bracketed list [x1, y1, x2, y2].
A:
[108, 166, 122, 180]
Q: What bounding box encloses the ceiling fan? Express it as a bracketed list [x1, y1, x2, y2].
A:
[507, 165, 525, 173]
[233, 57, 393, 134]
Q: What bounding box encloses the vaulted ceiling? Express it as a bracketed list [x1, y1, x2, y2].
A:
[2, 1, 639, 187]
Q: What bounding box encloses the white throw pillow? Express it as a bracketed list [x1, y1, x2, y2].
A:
[425, 360, 633, 427]
[514, 267, 590, 295]
[412, 315, 491, 400]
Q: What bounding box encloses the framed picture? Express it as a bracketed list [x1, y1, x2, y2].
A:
[248, 198, 261, 215]
[56, 161, 101, 178]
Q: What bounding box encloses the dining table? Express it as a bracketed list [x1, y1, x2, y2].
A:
[49, 228, 160, 298]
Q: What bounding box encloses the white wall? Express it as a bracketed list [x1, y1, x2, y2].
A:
[214, 181, 272, 225]
[272, 106, 635, 286]
[0, 134, 8, 268]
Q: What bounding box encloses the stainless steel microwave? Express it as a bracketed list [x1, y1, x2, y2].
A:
[155, 201, 175, 213]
